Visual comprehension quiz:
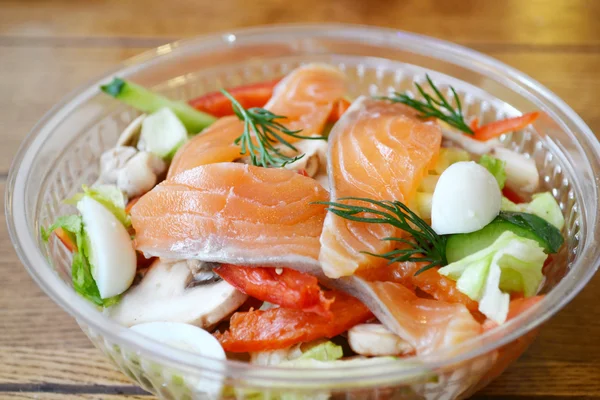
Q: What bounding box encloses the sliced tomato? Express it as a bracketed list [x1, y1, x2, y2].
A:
[328, 98, 351, 122]
[214, 265, 333, 317]
[214, 291, 373, 352]
[188, 79, 281, 117]
[474, 112, 540, 141]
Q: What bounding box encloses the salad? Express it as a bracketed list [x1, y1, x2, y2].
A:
[43, 64, 563, 378]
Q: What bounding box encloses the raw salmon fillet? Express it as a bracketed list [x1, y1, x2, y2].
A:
[319, 97, 442, 278]
[131, 163, 329, 269]
[345, 279, 481, 355]
[168, 63, 346, 178]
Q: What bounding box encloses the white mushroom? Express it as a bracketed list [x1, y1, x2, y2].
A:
[108, 260, 248, 328]
[98, 146, 138, 184]
[283, 139, 328, 178]
[116, 151, 167, 198]
[348, 324, 414, 357]
[493, 147, 540, 193]
[117, 114, 146, 147]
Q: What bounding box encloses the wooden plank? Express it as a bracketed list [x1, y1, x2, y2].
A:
[0, 0, 598, 47]
[0, 393, 149, 400]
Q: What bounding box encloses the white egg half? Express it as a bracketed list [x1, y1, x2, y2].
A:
[77, 196, 136, 298]
[431, 161, 501, 235]
[131, 322, 225, 358]
[131, 322, 225, 397]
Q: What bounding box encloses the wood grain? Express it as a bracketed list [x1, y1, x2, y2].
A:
[1, 0, 599, 398]
[0, 0, 599, 47]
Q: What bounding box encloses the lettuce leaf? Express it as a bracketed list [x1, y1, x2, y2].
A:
[479, 155, 506, 189]
[439, 231, 546, 324]
[293, 342, 343, 362]
[41, 213, 119, 307]
[501, 192, 564, 230]
[41, 215, 82, 242]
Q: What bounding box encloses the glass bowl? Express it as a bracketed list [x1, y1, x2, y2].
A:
[6, 24, 600, 400]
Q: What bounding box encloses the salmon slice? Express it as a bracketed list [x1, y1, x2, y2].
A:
[168, 117, 243, 179]
[319, 97, 442, 278]
[167, 64, 346, 178]
[331, 278, 481, 355]
[131, 163, 329, 270]
[357, 261, 480, 313]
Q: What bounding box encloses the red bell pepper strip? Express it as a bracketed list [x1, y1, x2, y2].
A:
[214, 265, 333, 317]
[55, 227, 77, 252]
[502, 186, 525, 204]
[469, 117, 480, 132]
[474, 112, 540, 141]
[214, 291, 373, 352]
[125, 196, 140, 214]
[188, 79, 281, 117]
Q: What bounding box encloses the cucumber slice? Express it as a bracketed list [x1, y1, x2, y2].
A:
[101, 78, 216, 133]
[446, 211, 564, 263]
[501, 192, 564, 230]
[139, 108, 188, 159]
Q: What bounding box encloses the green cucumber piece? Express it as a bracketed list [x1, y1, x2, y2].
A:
[446, 211, 564, 263]
[140, 108, 188, 159]
[101, 78, 216, 133]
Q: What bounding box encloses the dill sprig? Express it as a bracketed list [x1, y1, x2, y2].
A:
[221, 89, 326, 168]
[317, 197, 448, 275]
[377, 74, 473, 135]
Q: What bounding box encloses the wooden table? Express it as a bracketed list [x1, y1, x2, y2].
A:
[1, 0, 599, 398]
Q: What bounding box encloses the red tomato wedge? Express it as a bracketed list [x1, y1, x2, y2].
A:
[328, 98, 351, 122]
[215, 291, 373, 352]
[474, 112, 540, 141]
[213, 265, 333, 317]
[188, 79, 281, 117]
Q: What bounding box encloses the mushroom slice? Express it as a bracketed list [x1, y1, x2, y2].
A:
[348, 323, 414, 357]
[493, 147, 540, 193]
[109, 260, 248, 328]
[186, 259, 222, 287]
[117, 114, 146, 147]
[283, 139, 328, 177]
[98, 146, 138, 185]
[116, 151, 167, 198]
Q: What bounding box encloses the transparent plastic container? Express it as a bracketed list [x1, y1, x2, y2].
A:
[5, 24, 600, 400]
